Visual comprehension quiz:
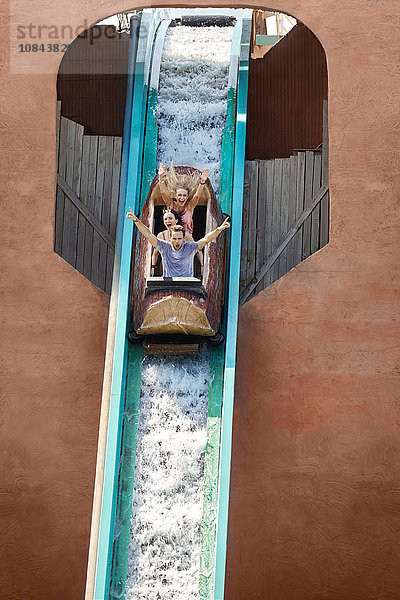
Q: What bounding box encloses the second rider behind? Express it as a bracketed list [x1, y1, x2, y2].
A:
[151, 208, 203, 277]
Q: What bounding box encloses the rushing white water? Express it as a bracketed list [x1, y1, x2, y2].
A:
[125, 351, 210, 599]
[156, 24, 234, 193]
[125, 19, 235, 600]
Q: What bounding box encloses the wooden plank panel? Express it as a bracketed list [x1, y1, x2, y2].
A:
[320, 100, 329, 246]
[87, 136, 99, 281]
[293, 152, 305, 268]
[72, 124, 85, 274]
[240, 146, 328, 301]
[61, 119, 79, 267]
[95, 135, 107, 222]
[105, 246, 115, 295]
[62, 199, 79, 266]
[322, 99, 329, 186]
[73, 123, 84, 196]
[55, 115, 120, 294]
[80, 136, 90, 206]
[240, 183, 329, 305]
[285, 155, 298, 272]
[246, 161, 259, 297]
[83, 226, 94, 280]
[56, 175, 115, 248]
[254, 160, 267, 295]
[91, 135, 109, 291]
[65, 119, 76, 189]
[76, 135, 90, 276]
[55, 117, 68, 255]
[302, 150, 315, 260]
[311, 153, 322, 254]
[87, 136, 98, 214]
[76, 220, 87, 275]
[278, 158, 291, 278]
[102, 137, 114, 232]
[90, 237, 109, 292]
[271, 158, 283, 284]
[56, 101, 61, 172]
[91, 231, 102, 288]
[240, 161, 250, 289]
[98, 240, 108, 291]
[110, 137, 122, 239]
[55, 186, 65, 256]
[262, 160, 274, 289]
[320, 190, 329, 248]
[96, 141, 109, 290]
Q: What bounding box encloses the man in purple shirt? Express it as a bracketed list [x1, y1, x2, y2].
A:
[127, 208, 230, 277]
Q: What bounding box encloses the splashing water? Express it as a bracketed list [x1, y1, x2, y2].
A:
[125, 351, 211, 599]
[156, 24, 235, 193]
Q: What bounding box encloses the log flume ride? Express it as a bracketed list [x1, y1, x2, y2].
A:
[86, 9, 251, 600]
[130, 166, 227, 351]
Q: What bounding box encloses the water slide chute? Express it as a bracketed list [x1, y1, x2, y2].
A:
[87, 9, 251, 600]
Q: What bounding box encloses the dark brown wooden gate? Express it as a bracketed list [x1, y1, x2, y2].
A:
[240, 101, 329, 304]
[55, 102, 122, 294]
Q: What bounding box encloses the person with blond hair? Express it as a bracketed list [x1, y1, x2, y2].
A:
[157, 163, 209, 236]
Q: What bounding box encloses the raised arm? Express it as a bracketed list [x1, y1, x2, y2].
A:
[151, 233, 164, 275]
[158, 164, 173, 209]
[188, 168, 209, 213]
[126, 208, 158, 248]
[197, 217, 230, 250]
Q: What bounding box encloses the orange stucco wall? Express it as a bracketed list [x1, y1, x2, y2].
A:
[2, 1, 400, 599]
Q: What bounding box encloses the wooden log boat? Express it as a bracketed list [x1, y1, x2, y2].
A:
[130, 166, 227, 342]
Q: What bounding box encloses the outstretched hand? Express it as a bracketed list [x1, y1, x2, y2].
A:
[126, 207, 138, 222]
[158, 164, 167, 179]
[200, 169, 209, 184]
[219, 217, 231, 230]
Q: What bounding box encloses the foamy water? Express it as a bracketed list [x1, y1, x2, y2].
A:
[125, 351, 210, 599]
[156, 24, 234, 193]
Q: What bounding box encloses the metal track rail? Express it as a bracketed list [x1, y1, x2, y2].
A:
[214, 14, 251, 599]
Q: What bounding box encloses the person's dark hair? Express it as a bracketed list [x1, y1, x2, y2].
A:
[163, 207, 183, 226]
[171, 224, 186, 237]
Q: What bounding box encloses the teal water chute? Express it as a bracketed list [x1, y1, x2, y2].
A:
[90, 10, 251, 600]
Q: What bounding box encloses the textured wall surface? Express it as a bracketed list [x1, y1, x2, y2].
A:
[2, 1, 400, 599]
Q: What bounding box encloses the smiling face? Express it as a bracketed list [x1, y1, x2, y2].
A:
[163, 211, 178, 229]
[171, 228, 185, 251]
[175, 187, 189, 209]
